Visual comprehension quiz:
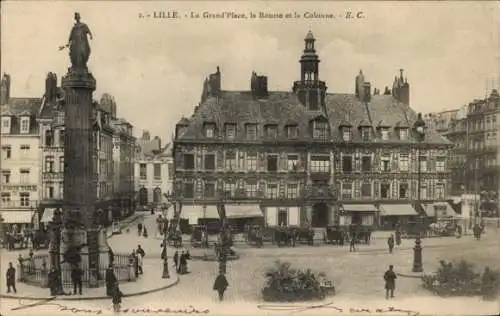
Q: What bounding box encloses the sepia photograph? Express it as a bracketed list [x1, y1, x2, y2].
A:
[0, 1, 499, 315]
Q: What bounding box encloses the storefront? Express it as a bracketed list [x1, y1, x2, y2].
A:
[0, 210, 35, 233]
[379, 204, 418, 229]
[342, 204, 377, 227]
[264, 206, 300, 227]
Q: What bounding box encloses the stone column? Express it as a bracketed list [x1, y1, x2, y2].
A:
[61, 69, 99, 287]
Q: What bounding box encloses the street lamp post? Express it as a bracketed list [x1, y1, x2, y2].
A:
[412, 113, 425, 273]
[216, 195, 229, 275]
[161, 197, 173, 279]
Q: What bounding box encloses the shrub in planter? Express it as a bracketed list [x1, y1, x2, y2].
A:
[262, 260, 334, 302]
[422, 259, 500, 300]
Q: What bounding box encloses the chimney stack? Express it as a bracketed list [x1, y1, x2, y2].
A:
[250, 71, 268, 98]
[208, 66, 221, 97]
[0, 73, 11, 105]
[45, 72, 58, 102]
[363, 82, 371, 102]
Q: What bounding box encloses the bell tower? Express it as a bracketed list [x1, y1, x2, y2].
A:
[293, 31, 327, 111]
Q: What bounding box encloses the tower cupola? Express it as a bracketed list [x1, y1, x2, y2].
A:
[293, 31, 327, 112]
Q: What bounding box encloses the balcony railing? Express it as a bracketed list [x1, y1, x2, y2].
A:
[1, 200, 39, 208]
[42, 172, 64, 180]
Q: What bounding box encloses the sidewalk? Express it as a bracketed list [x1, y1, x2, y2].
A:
[105, 213, 145, 238]
[0, 258, 179, 300]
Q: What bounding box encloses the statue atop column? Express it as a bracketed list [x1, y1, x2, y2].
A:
[59, 12, 93, 70]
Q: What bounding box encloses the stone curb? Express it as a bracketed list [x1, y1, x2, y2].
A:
[397, 272, 425, 279]
[0, 274, 180, 301]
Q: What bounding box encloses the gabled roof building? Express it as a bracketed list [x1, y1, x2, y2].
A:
[173, 32, 452, 231]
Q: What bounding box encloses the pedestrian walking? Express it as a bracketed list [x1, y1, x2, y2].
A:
[173, 251, 179, 271]
[349, 233, 356, 252]
[105, 264, 117, 297]
[213, 273, 228, 301]
[71, 264, 83, 295]
[6, 262, 17, 294]
[384, 265, 397, 299]
[137, 222, 143, 236]
[137, 252, 144, 275]
[111, 284, 124, 313]
[388, 234, 395, 254]
[130, 250, 139, 277]
[339, 230, 345, 247]
[395, 230, 402, 246]
[48, 266, 60, 296]
[179, 251, 188, 275]
[143, 227, 148, 238]
[136, 245, 145, 258]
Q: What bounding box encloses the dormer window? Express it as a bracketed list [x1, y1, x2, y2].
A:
[265, 124, 278, 139]
[286, 125, 298, 139]
[381, 128, 389, 140]
[312, 121, 329, 140]
[203, 123, 215, 138]
[224, 123, 237, 139]
[176, 125, 188, 139]
[342, 127, 352, 142]
[1, 116, 11, 134]
[399, 128, 409, 140]
[20, 116, 30, 134]
[245, 124, 258, 140]
[361, 127, 371, 142]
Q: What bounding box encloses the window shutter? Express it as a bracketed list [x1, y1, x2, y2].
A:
[258, 152, 266, 171]
[392, 153, 399, 170]
[355, 152, 361, 172]
[373, 181, 380, 198]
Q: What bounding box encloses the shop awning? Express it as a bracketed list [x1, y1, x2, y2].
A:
[179, 205, 219, 220]
[41, 208, 57, 223]
[0, 210, 34, 224]
[342, 204, 377, 212]
[433, 202, 457, 217]
[225, 204, 263, 219]
[380, 204, 417, 216]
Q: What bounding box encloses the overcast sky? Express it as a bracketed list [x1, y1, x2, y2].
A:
[2, 1, 499, 141]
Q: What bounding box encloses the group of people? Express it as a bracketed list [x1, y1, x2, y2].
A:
[136, 222, 148, 238]
[172, 249, 190, 275]
[130, 245, 146, 278]
[387, 230, 403, 253]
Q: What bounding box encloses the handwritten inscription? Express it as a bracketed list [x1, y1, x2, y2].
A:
[138, 11, 365, 20]
[257, 302, 419, 316]
[11, 299, 210, 315]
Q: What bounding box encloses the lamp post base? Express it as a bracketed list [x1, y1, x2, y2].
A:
[412, 237, 423, 273]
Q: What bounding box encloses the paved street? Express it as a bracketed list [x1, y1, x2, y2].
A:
[1, 215, 499, 315]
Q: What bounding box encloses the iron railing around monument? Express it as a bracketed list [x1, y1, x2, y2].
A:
[18, 253, 132, 293]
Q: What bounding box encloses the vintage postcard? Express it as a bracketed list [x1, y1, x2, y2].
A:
[0, 1, 499, 315]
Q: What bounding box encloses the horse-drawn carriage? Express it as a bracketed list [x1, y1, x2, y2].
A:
[428, 218, 458, 237]
[324, 225, 372, 245]
[272, 226, 314, 247]
[190, 225, 209, 248]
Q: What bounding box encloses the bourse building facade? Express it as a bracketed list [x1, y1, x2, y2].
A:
[173, 32, 452, 231]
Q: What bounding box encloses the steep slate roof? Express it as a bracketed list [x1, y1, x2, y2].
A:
[178, 91, 449, 145]
[1, 97, 41, 134]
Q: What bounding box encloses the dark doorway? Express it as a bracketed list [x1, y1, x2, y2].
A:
[139, 188, 148, 206]
[312, 203, 329, 227]
[153, 187, 162, 205]
[352, 212, 362, 225]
